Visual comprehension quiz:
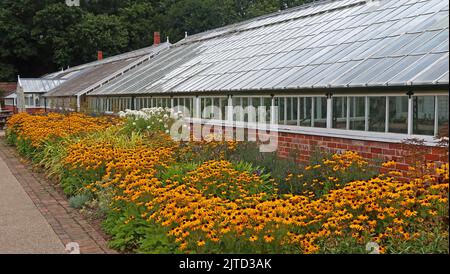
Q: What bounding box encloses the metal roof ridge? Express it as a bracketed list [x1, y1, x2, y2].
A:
[44, 44, 173, 98]
[42, 43, 171, 78]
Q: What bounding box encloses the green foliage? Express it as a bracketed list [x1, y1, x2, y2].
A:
[158, 162, 199, 185]
[60, 174, 83, 196]
[101, 203, 177, 253]
[5, 129, 18, 146]
[69, 192, 92, 209]
[71, 13, 129, 65]
[31, 3, 85, 68]
[233, 160, 272, 186]
[226, 141, 299, 183]
[34, 139, 69, 179]
[136, 222, 180, 254]
[385, 227, 449, 254]
[118, 2, 157, 48]
[16, 138, 36, 158]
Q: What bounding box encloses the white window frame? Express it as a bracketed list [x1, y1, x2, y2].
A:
[192, 92, 447, 145]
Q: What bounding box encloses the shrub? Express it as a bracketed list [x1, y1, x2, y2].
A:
[69, 193, 93, 209]
[118, 108, 183, 135]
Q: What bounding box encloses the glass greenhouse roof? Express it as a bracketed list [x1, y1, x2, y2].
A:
[44, 43, 170, 97]
[18, 78, 67, 94]
[90, 0, 449, 96]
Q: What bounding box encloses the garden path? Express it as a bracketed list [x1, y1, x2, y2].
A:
[0, 132, 116, 254]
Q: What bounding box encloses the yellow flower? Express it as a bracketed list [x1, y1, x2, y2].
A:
[264, 235, 274, 243]
[382, 161, 396, 168]
[249, 235, 258, 242]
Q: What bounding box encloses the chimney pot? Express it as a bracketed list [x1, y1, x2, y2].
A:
[97, 51, 103, 60]
[154, 32, 161, 45]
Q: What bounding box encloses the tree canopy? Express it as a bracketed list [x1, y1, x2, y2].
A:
[0, 0, 310, 81]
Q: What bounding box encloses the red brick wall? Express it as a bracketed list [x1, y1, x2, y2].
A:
[277, 131, 448, 169]
[191, 123, 449, 168]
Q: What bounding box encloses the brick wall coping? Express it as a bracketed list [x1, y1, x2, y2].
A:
[187, 118, 441, 146]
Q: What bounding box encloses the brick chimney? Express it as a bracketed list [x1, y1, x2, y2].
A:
[154, 32, 161, 46]
[97, 51, 103, 61]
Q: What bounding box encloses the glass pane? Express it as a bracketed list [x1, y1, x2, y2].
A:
[349, 97, 366, 131]
[438, 95, 449, 137]
[390, 53, 444, 84]
[332, 59, 380, 86]
[349, 57, 401, 86]
[299, 97, 312, 127]
[370, 55, 422, 84]
[202, 98, 213, 119]
[389, 96, 408, 134]
[286, 97, 299, 126]
[221, 97, 228, 121]
[314, 97, 327, 128]
[333, 97, 347, 129]
[413, 96, 435, 136]
[263, 97, 272, 123]
[187, 98, 193, 117]
[369, 97, 386, 132]
[275, 97, 286, 125]
[412, 56, 449, 83]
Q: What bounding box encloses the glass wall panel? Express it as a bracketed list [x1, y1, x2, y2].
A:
[349, 97, 366, 131]
[438, 95, 449, 137]
[333, 97, 347, 129]
[413, 96, 435, 136]
[263, 97, 272, 123]
[202, 97, 225, 120]
[314, 97, 327, 128]
[389, 96, 408, 134]
[173, 97, 194, 118]
[299, 97, 312, 127]
[368, 97, 386, 132]
[221, 97, 228, 121]
[275, 97, 286, 125]
[287, 97, 299, 126]
[242, 97, 250, 122]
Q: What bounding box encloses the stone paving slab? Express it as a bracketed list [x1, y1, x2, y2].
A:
[0, 148, 65, 254]
[0, 133, 117, 254]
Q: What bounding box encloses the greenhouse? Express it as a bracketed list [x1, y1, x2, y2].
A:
[85, 0, 449, 144]
[1, 0, 449, 256]
[4, 77, 65, 112]
[44, 42, 170, 111]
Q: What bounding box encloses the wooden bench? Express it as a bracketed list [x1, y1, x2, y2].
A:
[0, 110, 13, 130]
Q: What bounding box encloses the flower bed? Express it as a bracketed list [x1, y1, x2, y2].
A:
[5, 111, 449, 254]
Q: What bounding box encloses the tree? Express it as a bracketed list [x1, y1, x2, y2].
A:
[32, 3, 85, 70]
[164, 0, 228, 42]
[71, 13, 129, 64]
[80, 0, 132, 15]
[118, 2, 157, 50]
